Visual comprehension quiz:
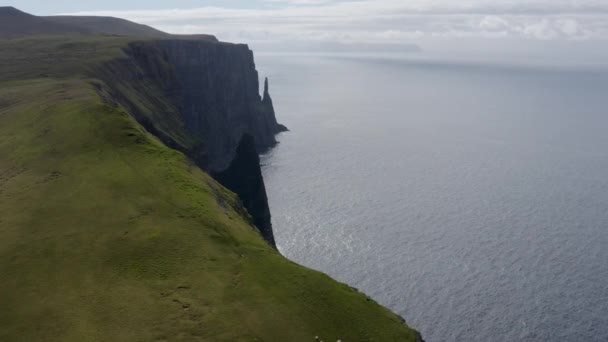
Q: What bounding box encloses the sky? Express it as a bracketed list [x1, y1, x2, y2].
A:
[8, 0, 608, 67]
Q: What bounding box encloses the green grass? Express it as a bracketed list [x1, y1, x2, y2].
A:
[0, 36, 137, 80]
[0, 37, 420, 341]
[0, 35, 198, 151]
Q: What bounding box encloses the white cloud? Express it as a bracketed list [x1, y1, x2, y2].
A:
[63, 0, 608, 44]
[479, 16, 510, 31]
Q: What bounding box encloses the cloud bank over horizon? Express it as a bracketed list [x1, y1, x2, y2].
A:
[62, 0, 608, 66]
[64, 0, 608, 43]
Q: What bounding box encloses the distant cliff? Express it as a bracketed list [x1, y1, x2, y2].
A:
[96, 39, 285, 245]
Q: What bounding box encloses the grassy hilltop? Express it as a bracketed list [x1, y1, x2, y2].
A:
[0, 33, 420, 341]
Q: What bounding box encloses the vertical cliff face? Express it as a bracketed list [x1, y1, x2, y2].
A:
[96, 38, 284, 246]
[143, 40, 284, 171]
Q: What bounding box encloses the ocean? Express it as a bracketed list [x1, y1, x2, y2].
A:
[256, 53, 608, 342]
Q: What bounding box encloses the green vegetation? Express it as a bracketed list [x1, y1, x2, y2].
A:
[0, 35, 137, 80]
[0, 36, 420, 341]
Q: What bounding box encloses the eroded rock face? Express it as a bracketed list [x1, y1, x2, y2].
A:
[263, 77, 289, 133]
[151, 40, 285, 171]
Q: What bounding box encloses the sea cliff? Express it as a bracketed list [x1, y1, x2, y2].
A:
[96, 38, 284, 245]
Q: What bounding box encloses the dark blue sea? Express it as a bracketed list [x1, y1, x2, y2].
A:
[257, 53, 608, 342]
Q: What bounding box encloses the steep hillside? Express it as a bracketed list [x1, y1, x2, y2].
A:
[0, 71, 421, 342]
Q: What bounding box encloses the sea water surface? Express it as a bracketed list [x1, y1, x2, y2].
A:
[256, 53, 608, 342]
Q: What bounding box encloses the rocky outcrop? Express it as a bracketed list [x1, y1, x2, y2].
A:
[263, 77, 289, 133]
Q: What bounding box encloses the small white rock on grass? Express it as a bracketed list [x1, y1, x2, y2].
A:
[314, 336, 342, 342]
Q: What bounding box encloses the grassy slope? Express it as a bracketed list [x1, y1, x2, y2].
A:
[0, 36, 195, 150]
[44, 16, 170, 38]
[0, 38, 420, 341]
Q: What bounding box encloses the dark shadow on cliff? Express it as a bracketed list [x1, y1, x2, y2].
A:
[213, 134, 275, 246]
